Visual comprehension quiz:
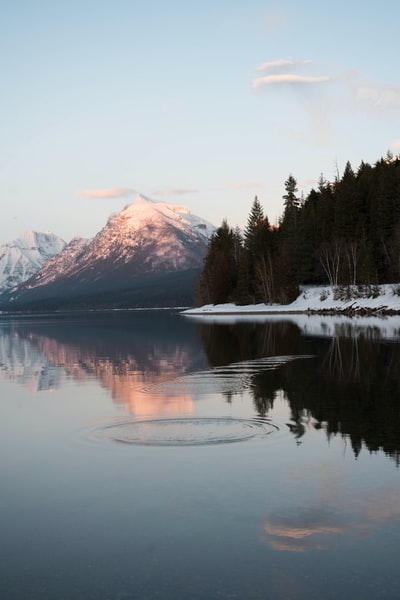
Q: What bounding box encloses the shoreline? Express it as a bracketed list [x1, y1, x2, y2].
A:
[182, 284, 400, 317]
[182, 308, 400, 316]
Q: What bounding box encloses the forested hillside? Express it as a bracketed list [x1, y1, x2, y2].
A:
[197, 154, 400, 306]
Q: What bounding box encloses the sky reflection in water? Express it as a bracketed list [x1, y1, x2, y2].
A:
[1, 311, 400, 600]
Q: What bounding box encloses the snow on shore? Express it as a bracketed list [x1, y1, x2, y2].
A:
[182, 284, 400, 316]
[182, 285, 400, 340]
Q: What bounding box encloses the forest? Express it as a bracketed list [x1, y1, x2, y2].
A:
[197, 153, 400, 306]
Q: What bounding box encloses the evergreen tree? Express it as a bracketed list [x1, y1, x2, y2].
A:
[239, 196, 271, 303]
[282, 174, 299, 215]
[296, 189, 319, 282]
[196, 152, 400, 307]
[197, 219, 241, 305]
[280, 174, 300, 283]
[244, 196, 266, 250]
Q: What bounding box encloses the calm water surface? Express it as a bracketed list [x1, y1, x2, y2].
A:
[1, 310, 400, 599]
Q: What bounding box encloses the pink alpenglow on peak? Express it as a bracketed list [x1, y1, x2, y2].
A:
[111, 195, 215, 241]
[1, 195, 216, 309]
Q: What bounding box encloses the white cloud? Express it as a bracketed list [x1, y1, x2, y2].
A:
[255, 58, 312, 73]
[251, 57, 400, 148]
[77, 188, 136, 199]
[252, 74, 330, 90]
[251, 57, 329, 91]
[250, 57, 333, 144]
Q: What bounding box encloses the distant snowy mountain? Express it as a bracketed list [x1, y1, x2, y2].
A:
[1, 196, 215, 310]
[0, 230, 66, 294]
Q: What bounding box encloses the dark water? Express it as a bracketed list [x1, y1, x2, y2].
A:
[1, 310, 400, 599]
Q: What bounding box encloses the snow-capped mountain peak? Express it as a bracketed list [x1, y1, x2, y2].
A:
[109, 195, 215, 241]
[1, 197, 215, 309]
[0, 230, 66, 293]
[96, 195, 215, 270]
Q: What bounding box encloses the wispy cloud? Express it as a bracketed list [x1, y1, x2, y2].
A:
[251, 57, 330, 92]
[252, 74, 330, 90]
[77, 187, 136, 199]
[333, 72, 400, 115]
[151, 188, 198, 196]
[354, 82, 400, 110]
[251, 56, 400, 147]
[255, 58, 312, 73]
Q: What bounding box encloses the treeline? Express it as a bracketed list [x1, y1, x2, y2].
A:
[197, 153, 400, 305]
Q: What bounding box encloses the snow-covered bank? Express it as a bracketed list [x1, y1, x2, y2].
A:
[182, 285, 400, 341]
[182, 284, 400, 316]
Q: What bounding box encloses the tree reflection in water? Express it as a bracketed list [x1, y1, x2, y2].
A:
[197, 318, 400, 464]
[1, 313, 399, 463]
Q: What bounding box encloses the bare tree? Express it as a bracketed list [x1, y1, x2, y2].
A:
[255, 254, 274, 303]
[318, 241, 341, 287]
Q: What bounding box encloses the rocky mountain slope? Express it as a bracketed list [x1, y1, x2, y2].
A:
[0, 230, 66, 294]
[1, 196, 215, 310]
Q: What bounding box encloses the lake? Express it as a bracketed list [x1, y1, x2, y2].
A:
[1, 310, 400, 600]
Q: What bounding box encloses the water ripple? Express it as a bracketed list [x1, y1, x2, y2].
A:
[91, 416, 279, 446]
[142, 355, 313, 396]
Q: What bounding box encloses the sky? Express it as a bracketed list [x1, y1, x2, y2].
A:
[1, 0, 400, 246]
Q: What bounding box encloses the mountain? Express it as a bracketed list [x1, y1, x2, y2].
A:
[0, 196, 215, 310]
[0, 230, 66, 294]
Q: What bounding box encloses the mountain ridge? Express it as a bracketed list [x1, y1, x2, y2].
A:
[0, 195, 215, 310]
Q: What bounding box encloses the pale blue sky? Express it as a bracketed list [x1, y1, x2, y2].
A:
[1, 0, 399, 245]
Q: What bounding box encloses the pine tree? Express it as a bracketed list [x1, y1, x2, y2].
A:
[197, 219, 240, 305]
[282, 174, 299, 216]
[280, 174, 300, 283]
[240, 197, 271, 303]
[244, 196, 266, 250]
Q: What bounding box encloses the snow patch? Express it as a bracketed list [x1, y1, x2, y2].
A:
[183, 284, 400, 316]
[182, 285, 400, 341]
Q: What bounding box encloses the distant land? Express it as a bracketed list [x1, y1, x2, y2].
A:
[0, 196, 215, 311]
[1, 154, 400, 314]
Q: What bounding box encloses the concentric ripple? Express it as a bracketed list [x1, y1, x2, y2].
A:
[92, 417, 279, 446]
[143, 355, 313, 396]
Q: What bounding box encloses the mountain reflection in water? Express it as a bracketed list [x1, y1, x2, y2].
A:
[1, 311, 400, 600]
[1, 311, 400, 462]
[0, 312, 203, 415]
